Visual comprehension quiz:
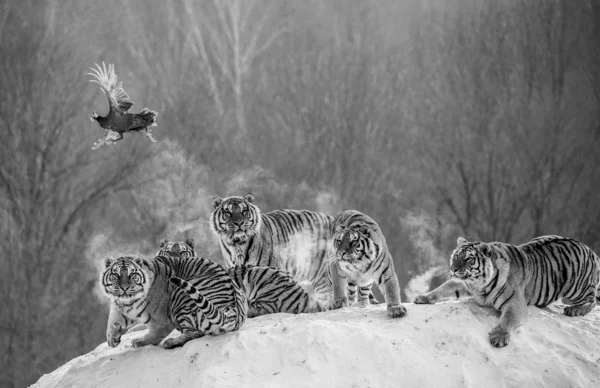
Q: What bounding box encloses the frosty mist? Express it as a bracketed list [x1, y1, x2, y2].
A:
[402, 212, 452, 300]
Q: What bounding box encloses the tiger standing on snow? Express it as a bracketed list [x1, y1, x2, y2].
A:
[210, 193, 342, 307]
[330, 210, 407, 318]
[100, 251, 247, 349]
[414, 235, 600, 348]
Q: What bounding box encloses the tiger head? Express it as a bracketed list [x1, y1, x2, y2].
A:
[333, 210, 384, 269]
[101, 255, 155, 302]
[157, 238, 196, 259]
[450, 237, 496, 288]
[210, 193, 262, 244]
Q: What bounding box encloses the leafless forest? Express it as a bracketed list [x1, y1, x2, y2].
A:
[1, 0, 599, 386]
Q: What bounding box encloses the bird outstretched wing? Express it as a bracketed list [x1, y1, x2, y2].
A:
[88, 62, 134, 113]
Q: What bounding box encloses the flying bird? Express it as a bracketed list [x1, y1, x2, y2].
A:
[88, 62, 158, 150]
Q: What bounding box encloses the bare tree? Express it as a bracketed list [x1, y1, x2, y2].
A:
[406, 0, 597, 244]
[5, 1, 600, 385]
[0, 2, 158, 386]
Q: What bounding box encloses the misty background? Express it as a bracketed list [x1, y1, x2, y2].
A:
[1, 0, 599, 386]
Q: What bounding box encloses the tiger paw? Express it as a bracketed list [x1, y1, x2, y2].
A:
[413, 294, 435, 304]
[106, 322, 123, 348]
[131, 337, 154, 348]
[564, 304, 594, 317]
[332, 298, 349, 310]
[356, 299, 370, 308]
[489, 325, 510, 348]
[163, 338, 184, 349]
[387, 304, 407, 318]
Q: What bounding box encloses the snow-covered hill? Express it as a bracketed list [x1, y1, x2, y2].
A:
[31, 302, 600, 388]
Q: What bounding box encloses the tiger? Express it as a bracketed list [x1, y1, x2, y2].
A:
[123, 238, 200, 335]
[228, 265, 327, 317]
[210, 192, 346, 307]
[158, 238, 327, 317]
[157, 238, 195, 259]
[100, 251, 247, 349]
[414, 235, 600, 348]
[330, 210, 407, 318]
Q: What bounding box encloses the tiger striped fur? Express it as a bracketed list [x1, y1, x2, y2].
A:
[123, 238, 199, 335]
[414, 235, 600, 348]
[159, 238, 327, 317]
[331, 210, 407, 318]
[157, 238, 195, 259]
[227, 265, 326, 317]
[101, 252, 247, 349]
[210, 193, 339, 307]
[169, 277, 242, 329]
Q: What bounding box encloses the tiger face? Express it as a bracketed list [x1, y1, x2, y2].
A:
[210, 193, 262, 243]
[101, 256, 154, 302]
[450, 237, 495, 288]
[157, 238, 196, 259]
[334, 226, 371, 261]
[333, 214, 382, 271]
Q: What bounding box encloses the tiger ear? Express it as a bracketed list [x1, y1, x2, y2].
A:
[457, 237, 468, 247]
[244, 192, 254, 203]
[479, 243, 492, 256]
[104, 257, 114, 268]
[212, 197, 223, 209]
[185, 238, 195, 249]
[133, 256, 144, 267]
[160, 239, 168, 248]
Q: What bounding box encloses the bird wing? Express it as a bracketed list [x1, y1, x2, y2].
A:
[88, 62, 134, 113]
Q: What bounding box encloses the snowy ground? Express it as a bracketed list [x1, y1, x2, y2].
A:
[32, 301, 600, 388]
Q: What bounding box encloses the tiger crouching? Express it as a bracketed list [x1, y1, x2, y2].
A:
[414, 235, 600, 348]
[100, 251, 247, 349]
[122, 238, 200, 335]
[210, 193, 340, 307]
[331, 210, 407, 318]
[159, 238, 327, 317]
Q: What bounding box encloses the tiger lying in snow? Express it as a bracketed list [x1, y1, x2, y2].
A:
[100, 250, 247, 349]
[415, 235, 600, 347]
[159, 239, 326, 317]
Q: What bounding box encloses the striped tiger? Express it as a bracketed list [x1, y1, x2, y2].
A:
[414, 235, 600, 348]
[210, 193, 339, 307]
[331, 210, 407, 318]
[122, 238, 199, 335]
[228, 265, 327, 317]
[158, 238, 327, 317]
[157, 238, 195, 259]
[100, 252, 247, 349]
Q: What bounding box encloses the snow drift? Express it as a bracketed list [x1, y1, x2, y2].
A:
[31, 302, 600, 388]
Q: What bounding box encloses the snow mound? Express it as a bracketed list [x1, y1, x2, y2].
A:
[31, 302, 600, 388]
